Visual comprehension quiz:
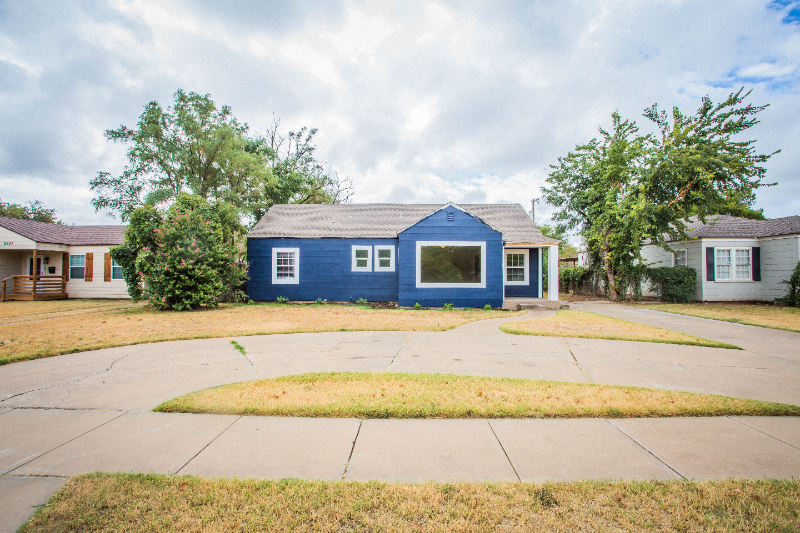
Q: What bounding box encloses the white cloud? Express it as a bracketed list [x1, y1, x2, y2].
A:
[738, 62, 796, 79]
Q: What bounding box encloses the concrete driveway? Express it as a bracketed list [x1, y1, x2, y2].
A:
[1, 303, 799, 532]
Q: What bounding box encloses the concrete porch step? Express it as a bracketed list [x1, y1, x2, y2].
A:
[502, 298, 569, 311]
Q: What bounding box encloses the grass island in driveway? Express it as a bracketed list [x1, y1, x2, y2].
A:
[633, 302, 800, 334]
[155, 372, 799, 419]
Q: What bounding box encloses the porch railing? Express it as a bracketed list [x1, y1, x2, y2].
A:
[1, 275, 68, 302]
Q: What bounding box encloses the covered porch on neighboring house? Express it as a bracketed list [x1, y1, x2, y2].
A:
[0, 247, 69, 301]
[501, 243, 561, 310]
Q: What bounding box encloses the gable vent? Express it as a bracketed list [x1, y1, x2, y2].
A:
[447, 211, 454, 222]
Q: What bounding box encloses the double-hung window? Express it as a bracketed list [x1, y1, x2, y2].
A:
[715, 248, 751, 281]
[351, 246, 372, 272]
[674, 250, 687, 267]
[69, 254, 85, 280]
[374, 245, 395, 272]
[111, 258, 124, 280]
[504, 249, 529, 285]
[272, 248, 299, 284]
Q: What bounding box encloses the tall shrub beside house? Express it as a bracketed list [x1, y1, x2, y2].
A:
[779, 262, 800, 307]
[111, 194, 247, 310]
[646, 266, 696, 303]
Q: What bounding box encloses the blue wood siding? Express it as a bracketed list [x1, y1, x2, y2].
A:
[504, 248, 540, 298]
[398, 208, 504, 307]
[247, 238, 399, 302]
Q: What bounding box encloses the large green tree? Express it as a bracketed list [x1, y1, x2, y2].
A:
[91, 90, 350, 223]
[0, 199, 61, 223]
[543, 89, 777, 300]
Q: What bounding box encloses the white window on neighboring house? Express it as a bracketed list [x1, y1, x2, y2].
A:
[504, 249, 529, 285]
[715, 247, 751, 281]
[111, 258, 124, 279]
[374, 245, 395, 272]
[352, 245, 372, 272]
[69, 254, 85, 280]
[674, 249, 687, 267]
[272, 248, 299, 284]
[735, 249, 751, 280]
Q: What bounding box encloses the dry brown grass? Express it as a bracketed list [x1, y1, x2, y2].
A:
[636, 302, 800, 333]
[0, 299, 135, 321]
[0, 303, 520, 365]
[21, 473, 800, 532]
[155, 372, 799, 419]
[501, 310, 740, 349]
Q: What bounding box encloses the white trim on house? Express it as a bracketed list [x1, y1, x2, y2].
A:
[415, 240, 487, 289]
[714, 247, 753, 282]
[503, 248, 529, 285]
[538, 248, 543, 298]
[272, 247, 300, 284]
[373, 245, 395, 272]
[351, 245, 372, 272]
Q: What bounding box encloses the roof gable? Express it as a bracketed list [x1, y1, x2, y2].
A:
[246, 203, 559, 244]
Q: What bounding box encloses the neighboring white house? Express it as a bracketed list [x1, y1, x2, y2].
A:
[0, 216, 129, 301]
[641, 214, 800, 302]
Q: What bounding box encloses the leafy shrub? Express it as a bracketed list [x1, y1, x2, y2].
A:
[484, 304, 492, 310]
[443, 303, 454, 310]
[559, 266, 590, 294]
[356, 298, 368, 305]
[276, 296, 289, 304]
[413, 302, 422, 310]
[646, 266, 697, 303]
[315, 298, 327, 305]
[778, 262, 800, 307]
[111, 194, 247, 311]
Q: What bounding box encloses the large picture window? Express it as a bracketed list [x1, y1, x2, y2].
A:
[416, 241, 486, 288]
[504, 249, 529, 285]
[272, 247, 299, 284]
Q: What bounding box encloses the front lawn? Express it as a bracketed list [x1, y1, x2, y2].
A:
[500, 310, 740, 349]
[634, 302, 800, 333]
[155, 372, 799, 419]
[0, 302, 521, 365]
[21, 473, 800, 532]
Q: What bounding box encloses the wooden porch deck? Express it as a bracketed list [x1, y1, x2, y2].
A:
[1, 275, 68, 302]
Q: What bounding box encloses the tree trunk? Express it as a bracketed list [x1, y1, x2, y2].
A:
[602, 243, 618, 301]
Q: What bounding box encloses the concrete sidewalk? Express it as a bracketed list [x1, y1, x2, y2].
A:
[2, 407, 799, 531]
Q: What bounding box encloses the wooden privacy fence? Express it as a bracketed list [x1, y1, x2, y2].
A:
[0, 275, 68, 302]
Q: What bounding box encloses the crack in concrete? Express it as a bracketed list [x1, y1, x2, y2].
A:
[230, 340, 264, 379]
[604, 419, 686, 480]
[174, 416, 242, 475]
[384, 332, 413, 371]
[487, 421, 521, 482]
[341, 419, 364, 480]
[728, 416, 800, 452]
[561, 339, 591, 382]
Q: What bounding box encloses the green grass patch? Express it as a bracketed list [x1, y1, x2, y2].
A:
[501, 310, 741, 349]
[20, 473, 800, 532]
[154, 372, 799, 419]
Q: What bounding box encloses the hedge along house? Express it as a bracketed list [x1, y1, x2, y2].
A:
[641, 214, 800, 302]
[247, 203, 561, 308]
[0, 216, 128, 301]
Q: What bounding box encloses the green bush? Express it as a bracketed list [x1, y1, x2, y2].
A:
[778, 262, 800, 307]
[111, 194, 247, 311]
[276, 296, 289, 304]
[315, 298, 327, 305]
[356, 298, 368, 305]
[413, 303, 422, 310]
[646, 266, 697, 303]
[559, 266, 590, 293]
[484, 304, 492, 310]
[443, 303, 454, 310]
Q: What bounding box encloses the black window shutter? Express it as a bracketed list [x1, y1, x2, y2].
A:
[752, 247, 761, 281]
[706, 247, 715, 281]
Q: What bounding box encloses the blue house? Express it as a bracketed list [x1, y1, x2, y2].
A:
[246, 203, 560, 308]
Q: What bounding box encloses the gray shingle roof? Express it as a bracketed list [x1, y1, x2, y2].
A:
[247, 203, 559, 244]
[0, 216, 126, 245]
[651, 214, 800, 243]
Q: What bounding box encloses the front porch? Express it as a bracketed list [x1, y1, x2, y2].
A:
[0, 248, 69, 302]
[1, 275, 68, 301]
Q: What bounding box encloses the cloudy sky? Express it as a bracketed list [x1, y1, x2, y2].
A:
[1, 0, 798, 226]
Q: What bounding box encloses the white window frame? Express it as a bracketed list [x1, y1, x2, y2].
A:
[272, 247, 300, 285]
[673, 249, 687, 267]
[374, 245, 395, 272]
[415, 241, 486, 289]
[351, 245, 372, 272]
[715, 247, 752, 282]
[111, 257, 124, 280]
[504, 249, 529, 285]
[69, 254, 85, 280]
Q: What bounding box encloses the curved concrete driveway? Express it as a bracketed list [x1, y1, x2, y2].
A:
[2, 305, 800, 533]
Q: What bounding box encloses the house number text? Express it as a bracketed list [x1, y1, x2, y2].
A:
[2, 242, 12, 246]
